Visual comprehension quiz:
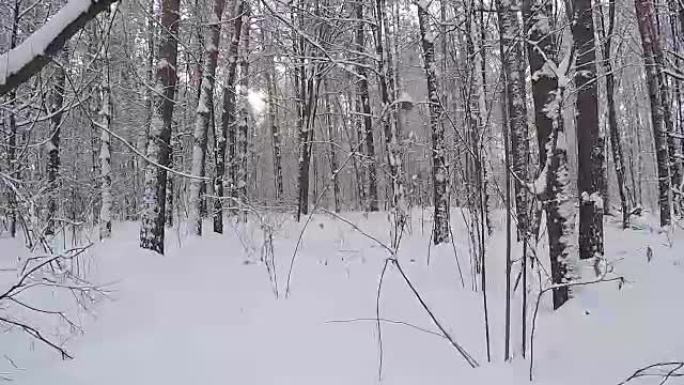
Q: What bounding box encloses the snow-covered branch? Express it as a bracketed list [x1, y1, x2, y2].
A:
[0, 0, 119, 96]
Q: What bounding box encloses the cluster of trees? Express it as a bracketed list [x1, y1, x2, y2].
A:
[1, 0, 683, 316]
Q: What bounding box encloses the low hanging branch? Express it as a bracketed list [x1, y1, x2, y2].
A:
[618, 362, 684, 385]
[0, 0, 120, 96]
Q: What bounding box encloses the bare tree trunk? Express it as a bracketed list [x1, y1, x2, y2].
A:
[323, 80, 341, 212]
[45, 49, 68, 237]
[523, 0, 573, 309]
[140, 0, 180, 254]
[597, 1, 630, 228]
[7, 0, 21, 238]
[215, 0, 244, 233]
[355, 0, 379, 212]
[99, 31, 112, 239]
[261, 21, 283, 201]
[136, 0, 155, 222]
[189, 0, 225, 235]
[373, 0, 406, 245]
[635, 0, 673, 227]
[295, 72, 319, 220]
[265, 70, 283, 201]
[417, 1, 449, 244]
[236, 3, 251, 216]
[166, 153, 174, 227]
[546, 117, 574, 310]
[572, 0, 605, 259]
[497, 0, 530, 240]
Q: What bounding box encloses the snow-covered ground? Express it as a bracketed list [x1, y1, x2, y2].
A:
[1, 210, 682, 384]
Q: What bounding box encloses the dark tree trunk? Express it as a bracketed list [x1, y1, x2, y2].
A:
[635, 0, 674, 227]
[295, 73, 320, 220]
[262, 22, 284, 201]
[45, 50, 67, 236]
[355, 0, 379, 212]
[523, 0, 572, 309]
[323, 80, 341, 213]
[599, 0, 630, 228]
[140, 0, 180, 254]
[236, 4, 251, 214]
[215, 0, 244, 233]
[7, 0, 20, 238]
[572, 0, 605, 259]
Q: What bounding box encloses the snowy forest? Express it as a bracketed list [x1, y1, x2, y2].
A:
[0, 0, 683, 383]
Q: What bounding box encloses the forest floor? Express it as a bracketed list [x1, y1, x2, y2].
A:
[1, 209, 683, 384]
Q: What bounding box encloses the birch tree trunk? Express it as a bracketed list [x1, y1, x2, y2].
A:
[373, 0, 406, 245]
[99, 32, 112, 240]
[140, 0, 180, 254]
[634, 0, 673, 227]
[417, 1, 449, 244]
[572, 0, 605, 259]
[215, 0, 244, 233]
[189, 0, 225, 235]
[497, 0, 530, 239]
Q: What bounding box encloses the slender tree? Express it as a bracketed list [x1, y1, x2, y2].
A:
[216, 0, 245, 233]
[189, 0, 226, 235]
[598, 0, 630, 228]
[417, 0, 449, 244]
[99, 25, 113, 239]
[373, 0, 406, 244]
[634, 0, 675, 227]
[355, 0, 379, 212]
[236, 3, 251, 213]
[45, 50, 68, 236]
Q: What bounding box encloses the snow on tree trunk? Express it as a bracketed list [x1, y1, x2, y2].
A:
[355, 0, 379, 212]
[523, 0, 574, 309]
[139, 0, 180, 255]
[45, 49, 67, 237]
[546, 129, 575, 309]
[417, 1, 449, 245]
[634, 0, 673, 227]
[215, 0, 244, 233]
[572, 0, 605, 259]
[189, 0, 225, 236]
[497, 0, 530, 238]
